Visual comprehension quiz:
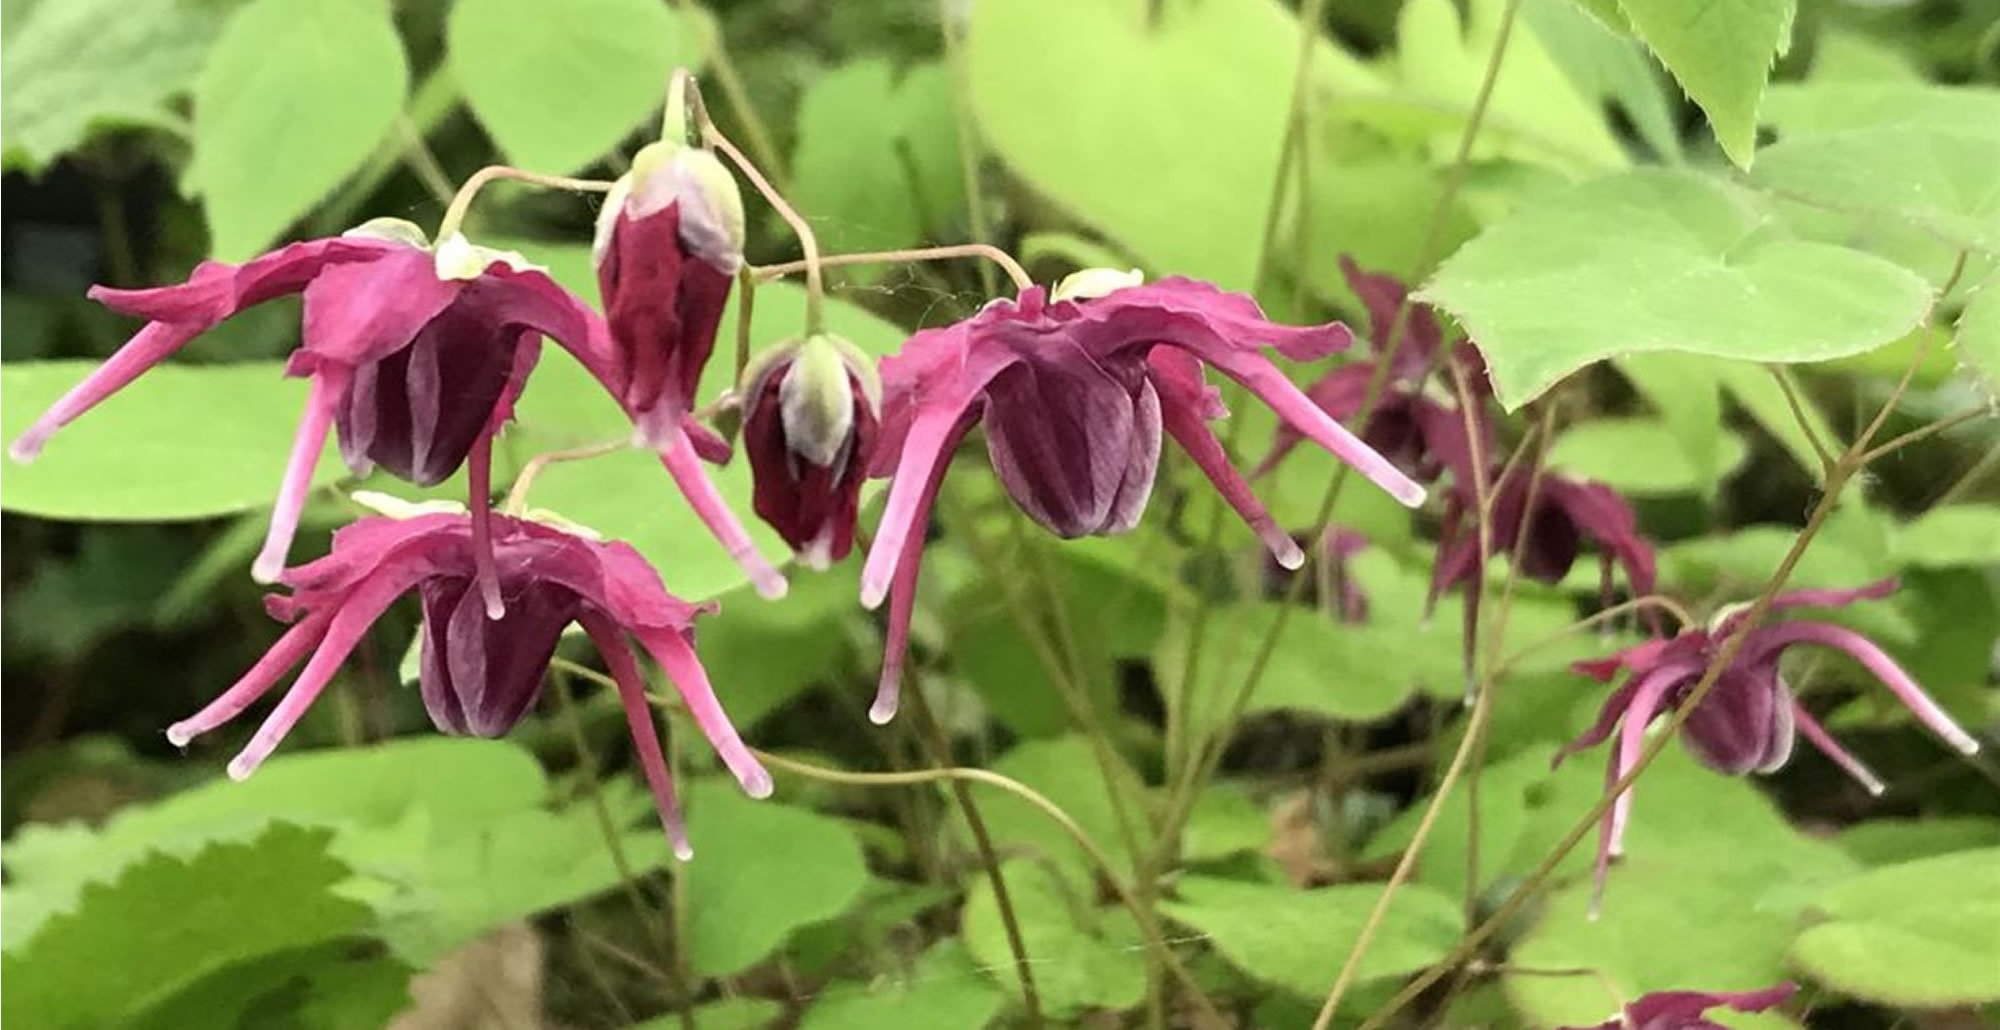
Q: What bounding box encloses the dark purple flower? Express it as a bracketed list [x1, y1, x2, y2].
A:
[165, 502, 771, 858]
[1557, 579, 1980, 904]
[740, 334, 879, 568]
[592, 141, 744, 450]
[1430, 464, 1658, 608]
[1561, 983, 1798, 1030]
[858, 270, 1426, 722]
[6, 222, 601, 611]
[1253, 256, 1490, 488]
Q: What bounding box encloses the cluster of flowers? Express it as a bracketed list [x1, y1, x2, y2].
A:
[15, 94, 1978, 898]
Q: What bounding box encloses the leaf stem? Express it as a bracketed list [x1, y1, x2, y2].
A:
[503, 438, 632, 514]
[700, 126, 825, 335]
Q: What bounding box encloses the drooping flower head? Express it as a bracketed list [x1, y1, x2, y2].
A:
[1560, 983, 1798, 1030]
[1557, 579, 1980, 906]
[166, 497, 772, 858]
[1254, 256, 1490, 488]
[8, 220, 605, 612]
[592, 139, 746, 449]
[1430, 464, 1658, 610]
[740, 333, 880, 568]
[859, 269, 1427, 722]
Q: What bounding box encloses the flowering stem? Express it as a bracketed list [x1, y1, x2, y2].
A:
[753, 243, 1034, 293]
[747, 748, 1230, 1028]
[699, 120, 827, 336]
[1355, 264, 1971, 1030]
[733, 266, 757, 388]
[503, 438, 631, 514]
[1856, 405, 1990, 465]
[1767, 366, 1838, 475]
[434, 165, 616, 242]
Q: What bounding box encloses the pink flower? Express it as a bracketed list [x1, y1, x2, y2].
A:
[740, 334, 879, 568]
[166, 504, 770, 859]
[1558, 579, 1980, 906]
[858, 271, 1426, 722]
[7, 222, 593, 612]
[1561, 983, 1797, 1030]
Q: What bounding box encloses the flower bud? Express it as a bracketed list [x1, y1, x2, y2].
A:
[742, 334, 880, 569]
[592, 141, 748, 448]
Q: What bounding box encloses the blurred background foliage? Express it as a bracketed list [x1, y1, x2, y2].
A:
[2, 0, 1998, 1027]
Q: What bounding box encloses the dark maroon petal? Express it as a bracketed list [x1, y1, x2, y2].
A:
[90, 236, 400, 324]
[744, 360, 876, 564]
[1765, 577, 1900, 614]
[1545, 477, 1658, 599]
[1337, 254, 1441, 376]
[431, 572, 577, 737]
[276, 513, 469, 609]
[1681, 664, 1796, 775]
[1625, 984, 1797, 1029]
[982, 341, 1154, 537]
[598, 202, 733, 441]
[417, 579, 474, 735]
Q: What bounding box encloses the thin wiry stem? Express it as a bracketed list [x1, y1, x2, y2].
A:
[749, 749, 1230, 1028]
[435, 166, 615, 242]
[689, 82, 827, 335]
[754, 243, 1033, 293]
[504, 438, 630, 514]
[904, 680, 1046, 1026]
[1767, 366, 1837, 475]
[1857, 406, 1990, 465]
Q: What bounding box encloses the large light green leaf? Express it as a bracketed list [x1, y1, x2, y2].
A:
[1547, 417, 1748, 495]
[0, 0, 241, 171]
[447, 0, 688, 175]
[1761, 83, 2000, 139]
[973, 735, 1147, 887]
[1395, 0, 1625, 171]
[1752, 127, 2000, 255]
[966, 0, 1376, 291]
[2, 824, 373, 1028]
[1, 361, 344, 521]
[1790, 848, 2000, 1006]
[792, 60, 960, 262]
[961, 858, 1146, 1017]
[1612, 353, 1725, 490]
[1616, 0, 1794, 168]
[1421, 168, 1933, 410]
[1523, 0, 1681, 161]
[1710, 360, 1842, 483]
[1161, 877, 1461, 997]
[189, 0, 407, 259]
[679, 780, 869, 977]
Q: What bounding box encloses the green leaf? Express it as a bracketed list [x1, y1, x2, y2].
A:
[1, 361, 344, 521]
[447, 0, 686, 175]
[1524, 0, 1681, 161]
[895, 63, 971, 238]
[1893, 505, 2000, 569]
[1752, 127, 2000, 255]
[962, 858, 1146, 1016]
[0, 0, 241, 171]
[190, 0, 407, 259]
[1183, 786, 1271, 864]
[1395, 0, 1625, 172]
[1761, 84, 2000, 140]
[1791, 848, 2000, 1006]
[1837, 818, 2000, 867]
[1421, 168, 1933, 410]
[680, 779, 869, 977]
[1161, 876, 1461, 997]
[1615, 0, 1794, 168]
[1548, 417, 1748, 495]
[2, 824, 374, 1028]
[132, 945, 413, 1030]
[792, 60, 922, 262]
[797, 941, 1003, 1030]
[967, 0, 1377, 290]
[1958, 270, 2000, 398]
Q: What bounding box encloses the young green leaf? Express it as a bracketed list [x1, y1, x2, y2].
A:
[796, 942, 1003, 1030]
[1752, 127, 2000, 255]
[962, 858, 1147, 1016]
[190, 0, 407, 259]
[1160, 877, 1461, 997]
[1547, 417, 1748, 495]
[1957, 270, 2000, 399]
[1420, 168, 1932, 410]
[1616, 0, 1794, 168]
[447, 0, 687, 175]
